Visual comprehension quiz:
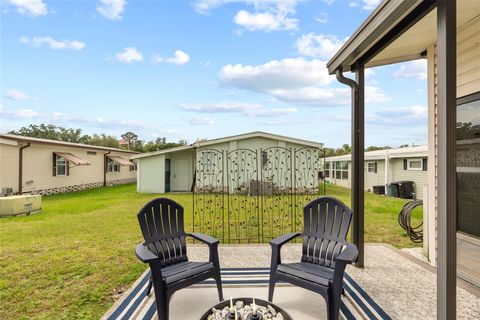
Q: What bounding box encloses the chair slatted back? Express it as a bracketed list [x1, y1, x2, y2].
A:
[301, 197, 352, 269]
[137, 198, 188, 267]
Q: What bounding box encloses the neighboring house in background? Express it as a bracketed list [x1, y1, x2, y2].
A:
[132, 131, 323, 194]
[324, 145, 428, 199]
[0, 134, 138, 196]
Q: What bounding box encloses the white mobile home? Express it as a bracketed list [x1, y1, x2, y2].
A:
[0, 134, 138, 196]
[132, 131, 323, 194]
[324, 145, 428, 199]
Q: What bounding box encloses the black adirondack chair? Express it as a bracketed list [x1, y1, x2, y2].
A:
[135, 198, 223, 320]
[268, 197, 358, 320]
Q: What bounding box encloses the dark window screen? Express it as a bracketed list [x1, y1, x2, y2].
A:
[456, 92, 480, 238]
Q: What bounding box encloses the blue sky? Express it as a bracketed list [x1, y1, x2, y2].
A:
[0, 0, 428, 148]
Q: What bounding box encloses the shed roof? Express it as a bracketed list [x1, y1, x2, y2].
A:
[131, 131, 323, 160]
[325, 145, 427, 162]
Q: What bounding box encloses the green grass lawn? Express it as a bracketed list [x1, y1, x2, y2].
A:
[0, 183, 421, 319]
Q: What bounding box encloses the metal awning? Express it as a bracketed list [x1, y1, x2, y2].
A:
[108, 155, 132, 166]
[327, 0, 479, 73]
[55, 152, 90, 166]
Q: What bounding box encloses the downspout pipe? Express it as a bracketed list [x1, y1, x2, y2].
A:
[335, 67, 364, 267]
[104, 151, 111, 187]
[18, 142, 31, 194]
[336, 68, 358, 95]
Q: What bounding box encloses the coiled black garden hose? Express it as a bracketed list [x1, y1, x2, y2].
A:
[398, 200, 423, 243]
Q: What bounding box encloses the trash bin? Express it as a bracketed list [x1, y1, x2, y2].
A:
[387, 182, 399, 198]
[373, 185, 385, 195]
[398, 181, 415, 199]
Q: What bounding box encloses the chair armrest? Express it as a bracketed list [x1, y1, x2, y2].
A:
[336, 243, 358, 264]
[188, 233, 219, 246]
[270, 232, 301, 248]
[270, 232, 301, 268]
[135, 243, 160, 264]
[187, 233, 220, 266]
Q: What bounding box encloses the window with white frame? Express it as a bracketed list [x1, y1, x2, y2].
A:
[367, 162, 376, 173]
[107, 158, 120, 172]
[407, 159, 423, 170]
[55, 155, 67, 176]
[324, 162, 330, 178]
[334, 161, 348, 180]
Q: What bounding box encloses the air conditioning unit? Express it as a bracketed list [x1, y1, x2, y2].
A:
[0, 194, 42, 217]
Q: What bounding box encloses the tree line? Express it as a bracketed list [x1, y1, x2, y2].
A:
[323, 143, 415, 157]
[8, 124, 187, 152]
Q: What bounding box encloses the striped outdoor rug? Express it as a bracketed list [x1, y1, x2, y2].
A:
[102, 268, 391, 320]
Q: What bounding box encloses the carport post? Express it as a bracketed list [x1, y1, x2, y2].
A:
[436, 0, 457, 319]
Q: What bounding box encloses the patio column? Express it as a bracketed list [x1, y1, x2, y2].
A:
[353, 63, 365, 268]
[436, 0, 457, 319]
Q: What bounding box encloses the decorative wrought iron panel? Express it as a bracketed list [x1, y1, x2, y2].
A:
[193, 149, 225, 242]
[226, 149, 259, 243]
[260, 147, 293, 242]
[293, 147, 323, 231]
[193, 147, 324, 244]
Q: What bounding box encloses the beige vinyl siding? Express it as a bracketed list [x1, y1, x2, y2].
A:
[389, 158, 428, 199]
[364, 161, 385, 192]
[21, 144, 136, 193]
[0, 140, 136, 194]
[457, 16, 480, 98]
[0, 142, 20, 193]
[428, 17, 480, 275]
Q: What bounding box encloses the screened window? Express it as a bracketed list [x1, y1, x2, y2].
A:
[367, 162, 376, 173]
[107, 158, 120, 172]
[55, 155, 67, 176]
[456, 92, 480, 238]
[324, 162, 330, 178]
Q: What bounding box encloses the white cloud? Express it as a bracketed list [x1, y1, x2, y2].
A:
[0, 107, 41, 119]
[333, 105, 427, 127]
[219, 57, 390, 106]
[295, 33, 347, 59]
[349, 2, 358, 7]
[7, 0, 47, 16]
[20, 37, 86, 50]
[234, 9, 298, 32]
[190, 116, 215, 125]
[97, 0, 126, 20]
[194, 0, 299, 32]
[5, 89, 37, 101]
[219, 58, 332, 92]
[178, 101, 297, 118]
[247, 107, 297, 117]
[362, 0, 381, 11]
[367, 106, 427, 127]
[315, 12, 328, 24]
[154, 50, 190, 65]
[394, 60, 427, 80]
[179, 101, 262, 113]
[114, 47, 143, 63]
